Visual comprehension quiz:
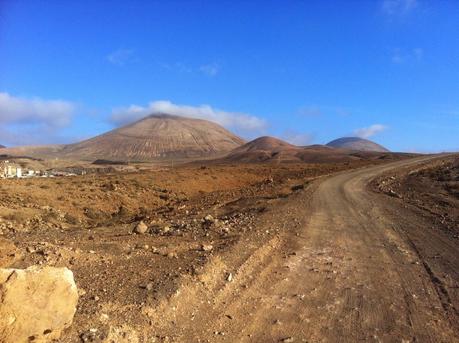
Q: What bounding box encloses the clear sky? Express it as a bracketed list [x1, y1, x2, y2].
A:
[0, 0, 458, 152]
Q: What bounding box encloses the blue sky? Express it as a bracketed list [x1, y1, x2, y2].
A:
[0, 0, 458, 152]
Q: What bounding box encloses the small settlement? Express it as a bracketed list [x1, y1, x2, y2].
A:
[0, 161, 79, 179]
[1, 161, 40, 178]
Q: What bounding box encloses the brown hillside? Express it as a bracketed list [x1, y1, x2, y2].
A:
[0, 114, 246, 162]
[222, 136, 397, 164]
[59, 114, 245, 161]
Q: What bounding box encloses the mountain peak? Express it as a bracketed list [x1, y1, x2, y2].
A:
[326, 137, 389, 152]
[61, 114, 246, 161]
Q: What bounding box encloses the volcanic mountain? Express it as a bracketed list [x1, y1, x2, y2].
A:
[57, 114, 245, 161]
[326, 137, 389, 152]
[0, 114, 246, 162]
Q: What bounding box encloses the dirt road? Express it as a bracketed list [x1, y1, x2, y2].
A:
[151, 157, 459, 342]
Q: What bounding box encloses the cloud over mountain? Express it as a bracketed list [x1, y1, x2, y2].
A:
[353, 124, 387, 138]
[110, 100, 267, 132]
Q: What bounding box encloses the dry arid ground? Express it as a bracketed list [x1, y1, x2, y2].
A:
[1, 155, 459, 342]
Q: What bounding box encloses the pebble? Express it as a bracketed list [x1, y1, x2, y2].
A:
[201, 244, 213, 252]
[167, 252, 178, 259]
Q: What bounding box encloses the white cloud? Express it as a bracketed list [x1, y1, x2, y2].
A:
[391, 49, 405, 64]
[160, 62, 220, 76]
[382, 0, 418, 15]
[199, 63, 219, 77]
[391, 47, 423, 64]
[161, 62, 193, 73]
[281, 130, 314, 146]
[353, 124, 388, 138]
[0, 92, 76, 146]
[110, 100, 267, 132]
[297, 106, 323, 117]
[107, 49, 135, 66]
[297, 105, 352, 118]
[0, 92, 74, 127]
[413, 48, 423, 60]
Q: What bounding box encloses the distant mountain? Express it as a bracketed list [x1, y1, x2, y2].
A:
[223, 136, 298, 162]
[326, 137, 389, 152]
[222, 136, 374, 163]
[231, 136, 297, 153]
[0, 144, 5, 149]
[59, 114, 245, 161]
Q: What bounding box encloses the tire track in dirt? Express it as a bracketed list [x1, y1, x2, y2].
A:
[148, 156, 459, 342]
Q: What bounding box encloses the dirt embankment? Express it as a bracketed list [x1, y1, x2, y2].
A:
[372, 154, 459, 238]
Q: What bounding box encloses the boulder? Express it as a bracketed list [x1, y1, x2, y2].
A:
[0, 266, 78, 343]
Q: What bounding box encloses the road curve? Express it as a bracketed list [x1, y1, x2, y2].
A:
[153, 157, 459, 342]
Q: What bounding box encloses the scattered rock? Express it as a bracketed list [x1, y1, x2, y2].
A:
[100, 313, 109, 322]
[104, 325, 139, 343]
[140, 282, 154, 291]
[80, 328, 101, 342]
[204, 215, 214, 222]
[167, 252, 178, 259]
[133, 221, 149, 234]
[201, 244, 213, 252]
[388, 189, 401, 198]
[0, 266, 78, 343]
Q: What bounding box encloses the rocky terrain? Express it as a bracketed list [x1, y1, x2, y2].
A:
[1, 153, 459, 342]
[326, 136, 389, 152]
[0, 158, 392, 342]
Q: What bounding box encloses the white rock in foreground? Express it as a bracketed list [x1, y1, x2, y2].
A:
[0, 266, 78, 343]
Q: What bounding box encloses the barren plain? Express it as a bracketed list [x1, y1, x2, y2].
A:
[0, 153, 458, 342]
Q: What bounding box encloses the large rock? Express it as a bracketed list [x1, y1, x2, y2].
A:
[0, 266, 78, 343]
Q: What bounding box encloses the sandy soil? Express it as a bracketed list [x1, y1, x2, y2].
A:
[1, 156, 459, 342]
